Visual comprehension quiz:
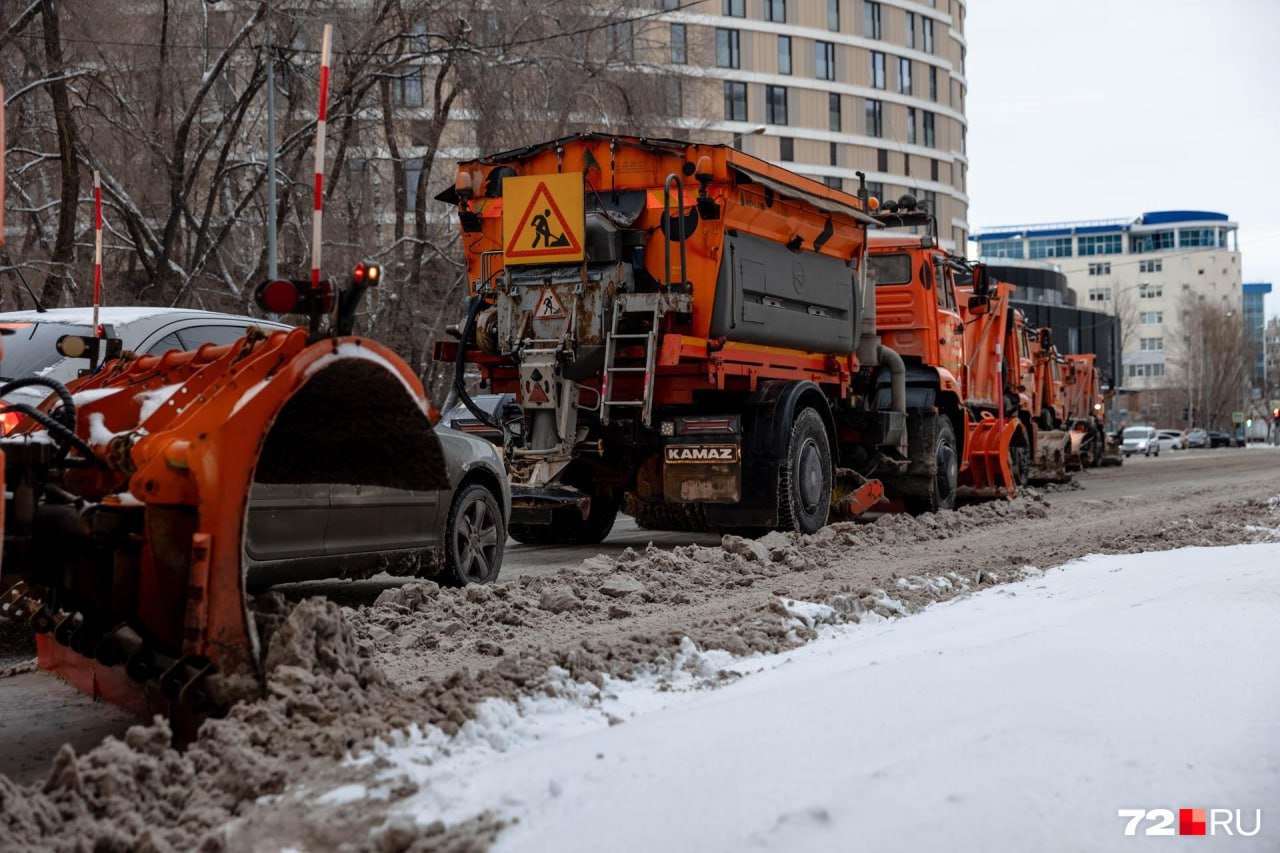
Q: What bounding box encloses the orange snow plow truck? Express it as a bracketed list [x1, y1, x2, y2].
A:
[0, 96, 454, 722]
[437, 133, 927, 540]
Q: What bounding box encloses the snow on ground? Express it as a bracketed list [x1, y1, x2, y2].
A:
[318, 541, 1280, 852]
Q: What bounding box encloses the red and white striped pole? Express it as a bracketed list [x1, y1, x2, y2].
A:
[310, 23, 332, 294]
[93, 170, 103, 337]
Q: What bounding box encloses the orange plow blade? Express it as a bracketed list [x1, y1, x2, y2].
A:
[959, 413, 1019, 500]
[0, 329, 447, 723]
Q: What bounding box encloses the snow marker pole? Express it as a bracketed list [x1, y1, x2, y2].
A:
[93, 171, 103, 336]
[311, 23, 331, 295]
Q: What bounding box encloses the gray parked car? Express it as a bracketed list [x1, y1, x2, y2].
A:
[0, 306, 293, 417]
[1, 306, 510, 588]
[244, 424, 510, 590]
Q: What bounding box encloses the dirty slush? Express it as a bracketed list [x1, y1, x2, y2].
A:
[2, 488, 1278, 852]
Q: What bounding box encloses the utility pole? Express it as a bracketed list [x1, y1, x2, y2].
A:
[265, 0, 278, 279]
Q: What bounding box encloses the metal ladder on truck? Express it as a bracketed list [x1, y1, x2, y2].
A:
[601, 295, 660, 427]
[601, 173, 693, 429]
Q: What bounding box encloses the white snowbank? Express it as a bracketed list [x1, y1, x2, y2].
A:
[335, 541, 1280, 852]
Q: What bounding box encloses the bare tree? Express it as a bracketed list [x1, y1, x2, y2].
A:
[1167, 293, 1251, 431]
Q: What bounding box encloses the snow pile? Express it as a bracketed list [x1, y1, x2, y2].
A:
[308, 542, 1280, 852]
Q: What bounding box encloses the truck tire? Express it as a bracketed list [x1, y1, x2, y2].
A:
[508, 492, 619, 545]
[441, 483, 505, 586]
[777, 407, 833, 535]
[904, 414, 958, 514]
[1009, 423, 1031, 487]
[1038, 407, 1057, 432]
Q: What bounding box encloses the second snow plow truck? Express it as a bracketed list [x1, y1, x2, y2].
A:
[437, 134, 931, 540]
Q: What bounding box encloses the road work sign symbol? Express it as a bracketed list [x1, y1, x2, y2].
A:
[503, 173, 585, 265]
[533, 286, 567, 320]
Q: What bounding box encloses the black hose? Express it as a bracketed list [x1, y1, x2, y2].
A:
[454, 294, 502, 431]
[0, 376, 77, 429]
[0, 403, 99, 460]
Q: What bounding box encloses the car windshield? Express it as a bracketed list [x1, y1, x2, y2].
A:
[0, 322, 92, 380]
[1123, 428, 1152, 438]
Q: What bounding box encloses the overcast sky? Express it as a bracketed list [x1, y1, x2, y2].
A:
[965, 0, 1280, 320]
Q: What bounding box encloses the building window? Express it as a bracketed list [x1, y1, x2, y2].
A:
[906, 108, 917, 145]
[870, 51, 886, 89]
[1179, 228, 1216, 248]
[816, 41, 835, 80]
[1088, 287, 1111, 302]
[1139, 259, 1163, 273]
[607, 20, 634, 61]
[778, 35, 792, 74]
[723, 0, 745, 14]
[983, 240, 1024, 259]
[1028, 237, 1072, 259]
[898, 57, 912, 94]
[779, 136, 794, 162]
[716, 29, 740, 68]
[868, 180, 885, 201]
[920, 189, 937, 214]
[864, 1, 881, 39]
[927, 67, 937, 102]
[828, 0, 840, 31]
[824, 176, 842, 190]
[1126, 363, 1165, 379]
[765, 0, 786, 23]
[930, 158, 939, 181]
[1131, 231, 1175, 253]
[723, 81, 747, 121]
[903, 152, 910, 176]
[1140, 283, 1163, 299]
[828, 92, 842, 131]
[829, 141, 838, 166]
[393, 68, 424, 106]
[1139, 311, 1164, 325]
[877, 148, 888, 171]
[1078, 233, 1122, 256]
[1087, 262, 1112, 276]
[404, 157, 425, 210]
[766, 85, 788, 125]
[1140, 337, 1164, 351]
[865, 99, 883, 137]
[922, 111, 935, 147]
[669, 23, 686, 64]
[905, 11, 916, 49]
[922, 17, 934, 52]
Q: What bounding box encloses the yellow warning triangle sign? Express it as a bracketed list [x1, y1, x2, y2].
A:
[503, 173, 585, 265]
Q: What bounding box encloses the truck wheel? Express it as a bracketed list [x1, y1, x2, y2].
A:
[1038, 407, 1057, 431]
[442, 483, 505, 586]
[777, 408, 832, 535]
[1009, 424, 1031, 487]
[905, 415, 958, 514]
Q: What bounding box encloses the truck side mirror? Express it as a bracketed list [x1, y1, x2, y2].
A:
[967, 295, 990, 315]
[971, 263, 990, 296]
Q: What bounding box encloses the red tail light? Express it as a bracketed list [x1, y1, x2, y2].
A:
[0, 411, 22, 435]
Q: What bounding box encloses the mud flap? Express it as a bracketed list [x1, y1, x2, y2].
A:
[1030, 429, 1072, 483]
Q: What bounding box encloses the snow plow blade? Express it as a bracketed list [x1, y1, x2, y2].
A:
[958, 413, 1019, 501]
[1029, 429, 1072, 483]
[0, 326, 446, 724]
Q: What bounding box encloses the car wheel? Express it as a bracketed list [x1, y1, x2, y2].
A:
[442, 483, 504, 586]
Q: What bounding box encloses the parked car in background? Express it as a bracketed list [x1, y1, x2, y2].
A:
[1121, 426, 1160, 457]
[1186, 429, 1209, 449]
[0, 307, 293, 429]
[440, 393, 517, 447]
[1156, 429, 1185, 451]
[1207, 430, 1234, 448]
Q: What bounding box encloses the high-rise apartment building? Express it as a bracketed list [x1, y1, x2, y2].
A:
[657, 0, 970, 252]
